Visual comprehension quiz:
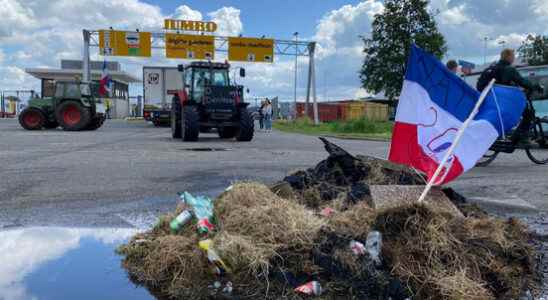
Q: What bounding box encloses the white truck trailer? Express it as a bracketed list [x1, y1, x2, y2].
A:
[143, 66, 183, 126]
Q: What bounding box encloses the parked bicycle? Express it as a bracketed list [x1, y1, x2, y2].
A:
[477, 89, 548, 166]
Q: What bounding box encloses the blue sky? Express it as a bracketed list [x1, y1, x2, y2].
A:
[146, 0, 362, 39]
[1, 0, 547, 102]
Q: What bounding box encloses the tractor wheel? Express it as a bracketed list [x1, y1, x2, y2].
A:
[43, 120, 59, 129]
[19, 107, 45, 130]
[56, 101, 91, 131]
[235, 108, 254, 141]
[218, 127, 237, 139]
[85, 116, 105, 130]
[171, 96, 182, 138]
[181, 105, 199, 141]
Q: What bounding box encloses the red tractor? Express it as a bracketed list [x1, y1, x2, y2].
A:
[171, 61, 254, 141]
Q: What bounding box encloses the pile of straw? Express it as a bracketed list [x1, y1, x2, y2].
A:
[118, 139, 538, 299]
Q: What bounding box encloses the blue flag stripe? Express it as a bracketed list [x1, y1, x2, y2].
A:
[404, 44, 526, 136]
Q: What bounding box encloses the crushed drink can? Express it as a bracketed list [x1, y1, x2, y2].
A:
[294, 281, 322, 296]
[199, 239, 230, 275]
[222, 281, 233, 294]
[197, 218, 215, 235]
[320, 207, 335, 217]
[169, 209, 193, 232]
[349, 240, 366, 256]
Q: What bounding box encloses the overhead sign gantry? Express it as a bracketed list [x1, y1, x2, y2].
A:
[82, 19, 319, 123]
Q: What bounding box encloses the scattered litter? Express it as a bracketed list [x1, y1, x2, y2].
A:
[169, 209, 193, 232]
[117, 138, 540, 300]
[198, 239, 230, 275]
[179, 192, 216, 235]
[320, 207, 335, 217]
[365, 230, 382, 266]
[349, 240, 366, 256]
[294, 281, 322, 296]
[221, 281, 233, 294]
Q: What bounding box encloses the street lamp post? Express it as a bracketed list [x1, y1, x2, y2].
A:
[293, 32, 298, 119]
[482, 36, 492, 65]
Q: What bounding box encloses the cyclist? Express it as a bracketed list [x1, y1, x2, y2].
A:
[446, 60, 458, 73]
[477, 48, 543, 143]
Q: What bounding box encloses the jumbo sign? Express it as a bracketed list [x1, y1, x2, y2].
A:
[164, 19, 217, 32]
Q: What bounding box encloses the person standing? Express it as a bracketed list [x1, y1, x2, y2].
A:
[258, 100, 265, 131]
[263, 99, 273, 132]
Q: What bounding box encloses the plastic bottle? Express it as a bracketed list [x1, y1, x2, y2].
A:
[169, 210, 193, 232]
[366, 231, 382, 265]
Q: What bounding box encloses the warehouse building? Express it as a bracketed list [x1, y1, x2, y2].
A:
[25, 60, 140, 118]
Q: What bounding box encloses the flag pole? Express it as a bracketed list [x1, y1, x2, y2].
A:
[418, 78, 496, 203]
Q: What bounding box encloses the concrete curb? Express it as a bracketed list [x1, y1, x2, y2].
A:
[467, 196, 540, 213]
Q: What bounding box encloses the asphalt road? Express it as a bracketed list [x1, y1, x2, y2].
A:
[1, 118, 547, 228]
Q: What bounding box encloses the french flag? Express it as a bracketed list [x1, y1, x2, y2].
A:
[99, 60, 112, 97]
[389, 45, 526, 184]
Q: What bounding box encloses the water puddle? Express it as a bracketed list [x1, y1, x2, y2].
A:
[180, 147, 232, 152]
[0, 227, 153, 300]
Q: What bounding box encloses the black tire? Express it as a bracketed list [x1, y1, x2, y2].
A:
[476, 150, 499, 167]
[181, 105, 199, 141]
[19, 107, 45, 130]
[218, 127, 237, 139]
[236, 108, 254, 141]
[525, 119, 548, 164]
[43, 119, 59, 129]
[55, 100, 91, 131]
[85, 115, 105, 130]
[171, 97, 182, 138]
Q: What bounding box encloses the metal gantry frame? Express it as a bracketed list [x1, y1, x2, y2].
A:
[82, 29, 319, 124]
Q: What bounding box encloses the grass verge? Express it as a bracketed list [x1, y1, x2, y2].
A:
[273, 117, 393, 140]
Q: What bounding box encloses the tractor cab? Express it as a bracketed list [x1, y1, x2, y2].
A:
[178, 61, 244, 104]
[54, 81, 96, 104]
[171, 61, 253, 142]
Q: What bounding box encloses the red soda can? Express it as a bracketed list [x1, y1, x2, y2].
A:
[320, 207, 335, 217]
[197, 218, 214, 234]
[295, 281, 322, 296]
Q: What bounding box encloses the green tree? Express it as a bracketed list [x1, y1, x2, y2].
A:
[360, 0, 446, 101]
[518, 34, 548, 66]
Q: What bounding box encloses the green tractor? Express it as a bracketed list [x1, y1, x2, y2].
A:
[19, 81, 106, 131]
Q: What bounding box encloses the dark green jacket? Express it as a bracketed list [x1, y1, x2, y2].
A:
[494, 60, 539, 91]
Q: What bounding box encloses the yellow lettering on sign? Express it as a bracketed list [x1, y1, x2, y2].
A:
[165, 33, 215, 60]
[228, 37, 274, 63]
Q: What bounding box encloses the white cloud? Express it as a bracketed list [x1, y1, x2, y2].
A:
[438, 4, 469, 25]
[208, 7, 243, 36]
[0, 0, 36, 37]
[0, 227, 137, 300]
[489, 33, 529, 49]
[432, 0, 548, 61]
[172, 5, 202, 21]
[314, 0, 383, 59]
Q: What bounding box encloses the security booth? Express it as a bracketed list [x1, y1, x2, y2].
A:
[25, 59, 140, 118]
